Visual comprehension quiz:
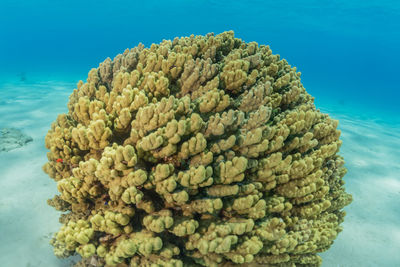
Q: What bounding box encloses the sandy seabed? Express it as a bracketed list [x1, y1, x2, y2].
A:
[0, 81, 399, 267]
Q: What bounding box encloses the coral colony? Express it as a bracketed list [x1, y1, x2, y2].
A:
[43, 31, 352, 267]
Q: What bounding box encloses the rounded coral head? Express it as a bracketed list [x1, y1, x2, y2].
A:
[44, 31, 352, 267]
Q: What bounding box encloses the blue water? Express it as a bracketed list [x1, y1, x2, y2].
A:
[0, 1, 399, 266]
[1, 0, 399, 121]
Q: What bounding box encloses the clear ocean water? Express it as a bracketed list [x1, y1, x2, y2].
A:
[0, 1, 399, 266]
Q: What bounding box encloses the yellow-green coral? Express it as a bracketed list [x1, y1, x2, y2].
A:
[44, 31, 351, 267]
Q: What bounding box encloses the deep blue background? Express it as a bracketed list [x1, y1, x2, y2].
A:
[1, 0, 399, 118]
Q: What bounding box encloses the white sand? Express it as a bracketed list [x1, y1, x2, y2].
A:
[320, 111, 400, 267]
[0, 81, 74, 266]
[0, 81, 398, 266]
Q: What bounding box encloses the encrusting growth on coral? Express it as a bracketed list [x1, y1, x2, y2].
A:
[44, 31, 352, 267]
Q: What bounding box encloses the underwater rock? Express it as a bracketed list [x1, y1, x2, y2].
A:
[43, 31, 352, 267]
[0, 127, 33, 152]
